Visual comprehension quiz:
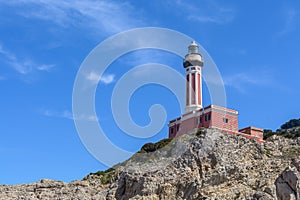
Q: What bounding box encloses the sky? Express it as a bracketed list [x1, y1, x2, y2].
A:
[0, 0, 300, 185]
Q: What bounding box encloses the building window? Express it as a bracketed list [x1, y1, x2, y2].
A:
[205, 114, 211, 121]
[223, 118, 229, 123]
[170, 127, 174, 134]
[177, 125, 180, 131]
[197, 117, 202, 124]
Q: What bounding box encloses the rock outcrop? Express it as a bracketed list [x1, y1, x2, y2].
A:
[275, 160, 300, 200]
[1, 128, 300, 199]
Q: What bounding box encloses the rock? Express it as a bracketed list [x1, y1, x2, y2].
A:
[264, 186, 275, 196]
[1, 128, 300, 199]
[253, 191, 273, 200]
[275, 176, 296, 200]
[275, 163, 300, 200]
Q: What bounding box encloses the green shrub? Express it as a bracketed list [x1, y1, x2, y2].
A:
[139, 138, 172, 153]
[141, 142, 156, 153]
[282, 133, 295, 139]
[100, 173, 113, 184]
[196, 129, 204, 137]
[263, 129, 278, 140]
[155, 138, 172, 149]
[280, 118, 300, 129]
[89, 167, 116, 184]
[264, 147, 272, 155]
[295, 131, 300, 138]
[283, 147, 300, 159]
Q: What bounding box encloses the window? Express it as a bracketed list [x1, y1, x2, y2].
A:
[177, 125, 180, 131]
[223, 118, 229, 123]
[197, 117, 202, 124]
[170, 127, 174, 134]
[205, 114, 211, 121]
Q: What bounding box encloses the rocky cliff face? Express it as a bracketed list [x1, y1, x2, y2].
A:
[1, 128, 300, 200]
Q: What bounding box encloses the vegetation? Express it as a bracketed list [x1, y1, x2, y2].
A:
[263, 129, 278, 140]
[89, 117, 300, 184]
[283, 146, 300, 159]
[88, 168, 116, 184]
[264, 117, 300, 140]
[196, 129, 205, 137]
[264, 129, 300, 140]
[281, 132, 300, 139]
[139, 138, 173, 153]
[264, 147, 272, 155]
[280, 118, 300, 129]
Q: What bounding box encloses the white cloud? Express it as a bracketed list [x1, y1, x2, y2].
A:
[119, 50, 169, 67]
[43, 110, 73, 120]
[42, 109, 98, 122]
[2, 0, 141, 35]
[224, 73, 260, 85]
[0, 44, 54, 75]
[276, 8, 298, 37]
[86, 71, 115, 85]
[131, 66, 154, 77]
[188, 13, 234, 24]
[223, 70, 274, 93]
[86, 71, 100, 84]
[36, 64, 55, 72]
[172, 0, 235, 24]
[100, 74, 115, 84]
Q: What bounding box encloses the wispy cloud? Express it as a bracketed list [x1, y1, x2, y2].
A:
[172, 0, 235, 24]
[2, 0, 141, 35]
[100, 74, 115, 84]
[85, 71, 100, 84]
[276, 7, 298, 37]
[36, 64, 55, 72]
[42, 109, 98, 122]
[85, 71, 115, 85]
[119, 50, 171, 67]
[223, 70, 274, 93]
[0, 44, 54, 75]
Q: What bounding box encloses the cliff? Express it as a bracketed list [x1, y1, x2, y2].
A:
[1, 128, 300, 200]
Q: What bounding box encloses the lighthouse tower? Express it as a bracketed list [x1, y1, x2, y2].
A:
[168, 42, 263, 142]
[183, 41, 204, 113]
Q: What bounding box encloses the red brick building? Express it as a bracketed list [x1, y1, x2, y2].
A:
[168, 42, 263, 142]
[169, 105, 238, 138]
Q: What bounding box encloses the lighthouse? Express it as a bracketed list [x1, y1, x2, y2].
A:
[183, 41, 203, 113]
[168, 42, 264, 142]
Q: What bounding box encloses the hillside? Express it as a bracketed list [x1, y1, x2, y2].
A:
[265, 118, 300, 139]
[0, 128, 300, 199]
[277, 118, 300, 136]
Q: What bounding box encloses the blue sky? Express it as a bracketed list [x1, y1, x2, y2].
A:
[1, 0, 300, 184]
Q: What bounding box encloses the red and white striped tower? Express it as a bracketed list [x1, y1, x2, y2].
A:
[183, 41, 204, 113]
